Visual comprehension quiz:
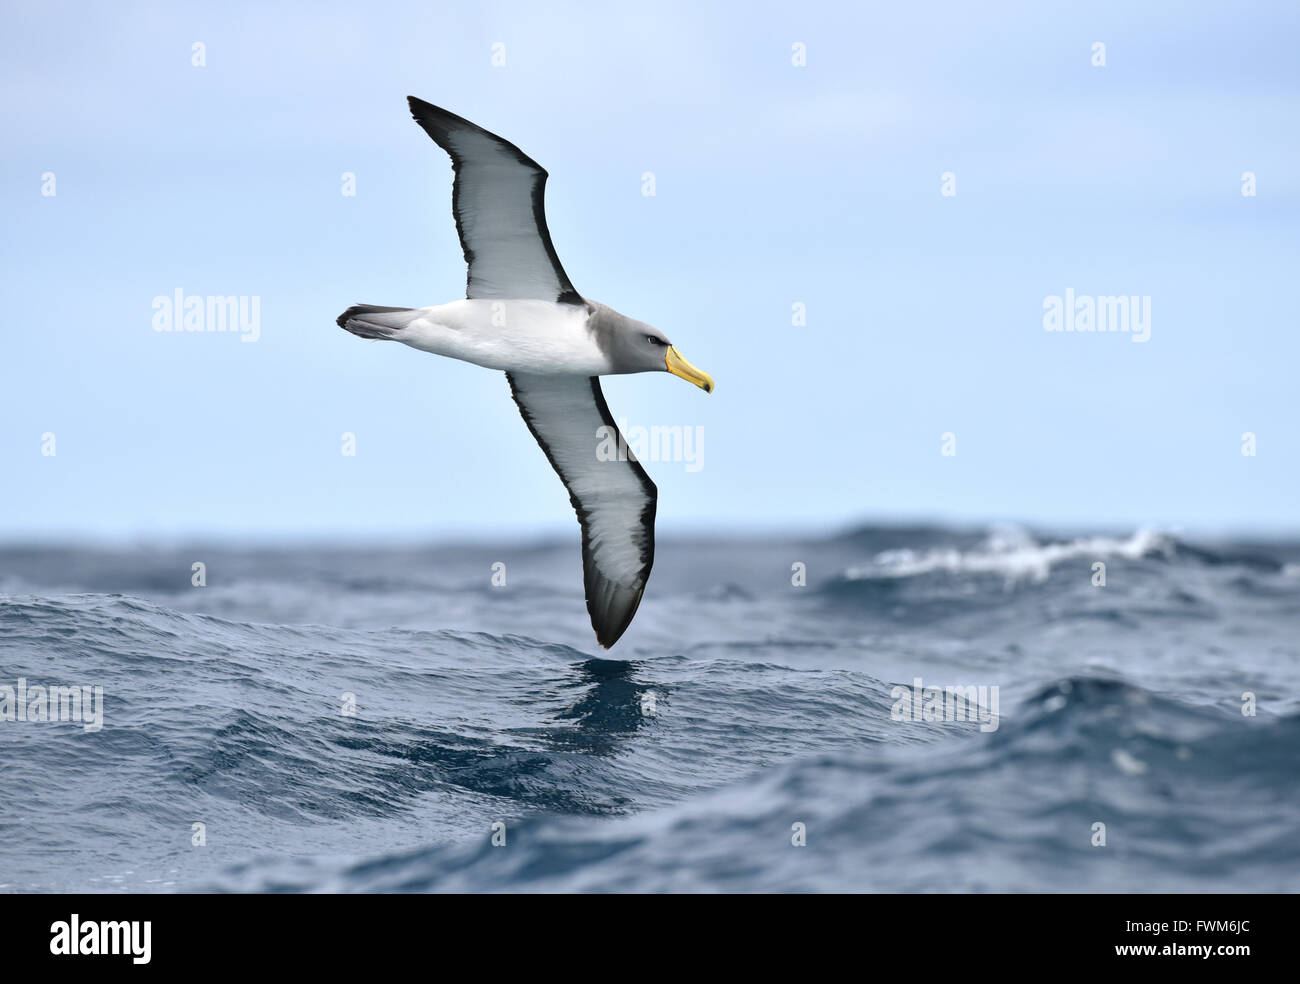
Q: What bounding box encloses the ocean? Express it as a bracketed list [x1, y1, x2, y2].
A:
[1, 524, 1297, 893]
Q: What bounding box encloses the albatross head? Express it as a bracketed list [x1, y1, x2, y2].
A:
[587, 301, 715, 393]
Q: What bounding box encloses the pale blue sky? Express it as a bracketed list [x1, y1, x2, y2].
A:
[2, 0, 1297, 540]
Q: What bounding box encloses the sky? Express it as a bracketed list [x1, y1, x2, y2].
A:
[1, 0, 1298, 541]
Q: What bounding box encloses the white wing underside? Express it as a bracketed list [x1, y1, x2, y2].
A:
[506, 372, 657, 648]
[407, 97, 580, 303]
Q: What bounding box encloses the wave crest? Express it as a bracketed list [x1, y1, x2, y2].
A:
[844, 527, 1175, 585]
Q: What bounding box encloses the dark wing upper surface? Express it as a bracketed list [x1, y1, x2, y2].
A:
[406, 96, 581, 304]
[505, 372, 657, 648]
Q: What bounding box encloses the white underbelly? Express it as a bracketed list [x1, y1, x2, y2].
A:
[400, 299, 610, 374]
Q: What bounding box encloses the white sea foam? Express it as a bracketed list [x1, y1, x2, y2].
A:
[845, 527, 1175, 585]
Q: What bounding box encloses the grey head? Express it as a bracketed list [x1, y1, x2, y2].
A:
[585, 300, 714, 392]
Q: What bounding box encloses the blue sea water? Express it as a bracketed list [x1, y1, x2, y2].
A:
[1, 524, 1297, 893]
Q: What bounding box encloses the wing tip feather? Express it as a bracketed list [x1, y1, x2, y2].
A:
[586, 573, 648, 650]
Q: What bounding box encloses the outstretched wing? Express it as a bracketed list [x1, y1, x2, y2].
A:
[506, 372, 657, 648]
[407, 96, 581, 304]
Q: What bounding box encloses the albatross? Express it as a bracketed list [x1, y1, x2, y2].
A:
[337, 96, 714, 649]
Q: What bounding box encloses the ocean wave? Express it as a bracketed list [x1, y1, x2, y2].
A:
[202, 676, 1300, 893]
[4, 527, 1298, 893]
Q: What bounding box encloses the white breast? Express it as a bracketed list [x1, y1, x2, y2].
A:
[398, 299, 610, 374]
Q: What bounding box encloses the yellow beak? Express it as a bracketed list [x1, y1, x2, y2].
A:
[665, 346, 715, 393]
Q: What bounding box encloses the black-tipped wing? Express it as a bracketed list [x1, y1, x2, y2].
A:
[506, 372, 657, 649]
[407, 96, 581, 304]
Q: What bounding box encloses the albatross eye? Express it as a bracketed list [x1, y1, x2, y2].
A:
[646, 335, 665, 346]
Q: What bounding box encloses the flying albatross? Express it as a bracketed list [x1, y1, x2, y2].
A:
[337, 96, 714, 649]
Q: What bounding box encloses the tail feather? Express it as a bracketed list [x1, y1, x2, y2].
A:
[337, 304, 417, 339]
